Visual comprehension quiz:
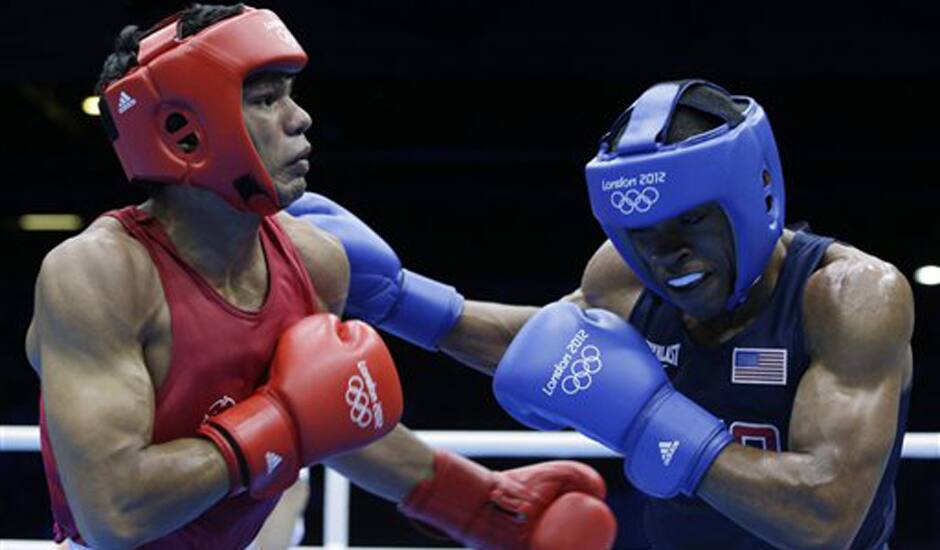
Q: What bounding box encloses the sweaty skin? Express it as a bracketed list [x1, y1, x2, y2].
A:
[24, 74, 432, 549]
[438, 229, 913, 549]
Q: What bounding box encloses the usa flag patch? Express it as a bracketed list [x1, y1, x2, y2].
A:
[731, 348, 787, 386]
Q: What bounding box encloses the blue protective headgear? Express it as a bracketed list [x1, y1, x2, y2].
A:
[585, 80, 785, 310]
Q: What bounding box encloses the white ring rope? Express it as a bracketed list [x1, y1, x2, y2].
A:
[2, 426, 937, 550]
[2, 427, 939, 458]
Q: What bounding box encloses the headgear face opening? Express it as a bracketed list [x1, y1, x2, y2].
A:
[98, 6, 308, 216]
[585, 80, 786, 311]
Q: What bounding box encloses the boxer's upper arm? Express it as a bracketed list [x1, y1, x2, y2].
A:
[788, 257, 913, 540]
[25, 319, 39, 374]
[35, 230, 160, 543]
[276, 212, 350, 316]
[570, 240, 644, 319]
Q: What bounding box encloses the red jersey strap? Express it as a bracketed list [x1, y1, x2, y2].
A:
[104, 206, 176, 277]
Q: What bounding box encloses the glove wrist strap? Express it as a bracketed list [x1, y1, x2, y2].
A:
[399, 450, 493, 539]
[198, 393, 300, 499]
[623, 387, 732, 498]
[382, 270, 464, 350]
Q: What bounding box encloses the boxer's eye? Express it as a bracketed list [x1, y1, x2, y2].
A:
[252, 93, 277, 107]
[680, 211, 706, 226]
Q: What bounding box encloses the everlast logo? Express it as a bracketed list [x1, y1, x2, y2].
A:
[646, 340, 680, 368]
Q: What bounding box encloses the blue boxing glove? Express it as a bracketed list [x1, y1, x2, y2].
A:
[287, 193, 464, 350]
[493, 302, 732, 499]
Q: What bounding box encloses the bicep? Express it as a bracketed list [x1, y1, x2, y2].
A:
[788, 352, 907, 506]
[25, 319, 39, 374]
[793, 258, 913, 486]
[41, 336, 155, 476]
[35, 249, 156, 526]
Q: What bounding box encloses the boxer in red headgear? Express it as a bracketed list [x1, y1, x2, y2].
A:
[97, 5, 303, 215]
[27, 4, 617, 549]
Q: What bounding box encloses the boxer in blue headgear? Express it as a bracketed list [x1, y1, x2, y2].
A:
[585, 79, 784, 311]
[288, 79, 913, 549]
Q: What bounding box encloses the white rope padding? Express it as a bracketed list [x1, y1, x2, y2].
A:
[0, 544, 443, 550]
[3, 426, 937, 549]
[3, 427, 938, 458]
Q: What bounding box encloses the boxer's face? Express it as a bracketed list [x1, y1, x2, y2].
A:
[242, 72, 312, 208]
[628, 203, 735, 319]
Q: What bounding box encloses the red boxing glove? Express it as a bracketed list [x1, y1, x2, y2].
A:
[199, 314, 403, 498]
[400, 451, 617, 550]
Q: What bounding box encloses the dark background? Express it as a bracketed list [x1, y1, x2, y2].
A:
[1, 1, 938, 547]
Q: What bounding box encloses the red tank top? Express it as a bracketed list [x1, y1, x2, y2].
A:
[39, 206, 322, 548]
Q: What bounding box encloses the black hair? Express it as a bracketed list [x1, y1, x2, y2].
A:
[664, 83, 746, 144]
[94, 3, 245, 94]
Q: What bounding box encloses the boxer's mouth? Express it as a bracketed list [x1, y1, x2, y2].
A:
[287, 145, 311, 167]
[666, 271, 710, 291]
[285, 145, 311, 176]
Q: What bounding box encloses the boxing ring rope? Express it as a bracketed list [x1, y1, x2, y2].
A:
[3, 426, 939, 549]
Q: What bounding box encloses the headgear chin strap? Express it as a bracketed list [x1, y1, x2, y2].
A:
[98, 6, 308, 216]
[585, 80, 785, 310]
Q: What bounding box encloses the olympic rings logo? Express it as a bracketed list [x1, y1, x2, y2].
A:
[610, 187, 660, 215]
[561, 345, 603, 395]
[345, 375, 374, 429]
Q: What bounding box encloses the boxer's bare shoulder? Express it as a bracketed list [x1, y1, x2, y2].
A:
[27, 216, 164, 374]
[802, 241, 913, 384]
[572, 239, 645, 319]
[275, 211, 350, 315]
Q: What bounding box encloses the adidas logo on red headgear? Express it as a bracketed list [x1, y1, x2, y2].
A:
[117, 90, 137, 114]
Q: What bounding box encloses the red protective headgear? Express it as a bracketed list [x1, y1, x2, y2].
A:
[99, 6, 308, 215]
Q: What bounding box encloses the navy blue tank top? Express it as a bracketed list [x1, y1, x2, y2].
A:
[628, 230, 910, 549]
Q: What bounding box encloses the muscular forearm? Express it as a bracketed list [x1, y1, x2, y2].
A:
[323, 425, 434, 502]
[697, 445, 873, 549]
[252, 476, 310, 549]
[74, 438, 229, 548]
[438, 301, 538, 375]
